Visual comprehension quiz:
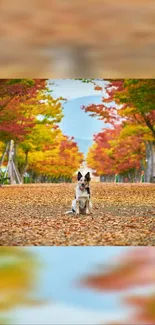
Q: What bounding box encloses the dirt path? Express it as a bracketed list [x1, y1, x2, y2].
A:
[0, 183, 155, 245]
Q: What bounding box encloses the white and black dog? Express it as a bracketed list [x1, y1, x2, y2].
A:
[71, 171, 92, 215]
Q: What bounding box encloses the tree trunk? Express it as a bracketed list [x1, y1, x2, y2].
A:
[135, 169, 141, 183]
[152, 141, 155, 183]
[20, 151, 29, 182]
[0, 142, 9, 169]
[145, 141, 155, 182]
[13, 142, 18, 168]
[8, 140, 15, 184]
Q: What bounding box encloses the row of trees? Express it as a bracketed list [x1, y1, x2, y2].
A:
[1, 78, 154, 183]
[81, 79, 155, 183]
[0, 79, 83, 184]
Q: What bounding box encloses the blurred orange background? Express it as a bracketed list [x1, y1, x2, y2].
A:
[0, 0, 155, 77]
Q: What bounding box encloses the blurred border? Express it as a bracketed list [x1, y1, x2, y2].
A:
[0, 0, 155, 78]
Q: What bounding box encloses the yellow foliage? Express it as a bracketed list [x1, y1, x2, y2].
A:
[0, 141, 5, 157]
[120, 124, 154, 142]
[119, 106, 137, 116]
[0, 248, 42, 312]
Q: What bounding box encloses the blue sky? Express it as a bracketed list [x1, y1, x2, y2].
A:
[48, 79, 109, 155]
[29, 247, 131, 311]
[60, 96, 104, 141]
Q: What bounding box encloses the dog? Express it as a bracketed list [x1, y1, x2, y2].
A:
[71, 171, 92, 215]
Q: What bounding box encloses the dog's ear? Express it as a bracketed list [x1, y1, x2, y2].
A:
[77, 171, 83, 181]
[85, 172, 91, 182]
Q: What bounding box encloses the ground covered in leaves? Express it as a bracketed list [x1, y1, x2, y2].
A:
[0, 183, 155, 246]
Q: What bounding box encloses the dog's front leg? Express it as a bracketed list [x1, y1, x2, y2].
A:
[76, 200, 80, 215]
[86, 199, 90, 214]
[88, 200, 92, 214]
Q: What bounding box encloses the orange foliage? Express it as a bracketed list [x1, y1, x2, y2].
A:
[79, 247, 155, 325]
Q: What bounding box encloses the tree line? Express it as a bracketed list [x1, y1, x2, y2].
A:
[81, 79, 155, 183]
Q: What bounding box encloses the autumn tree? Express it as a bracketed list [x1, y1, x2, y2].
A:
[110, 79, 155, 182]
[78, 247, 155, 325]
[0, 79, 47, 142]
[16, 124, 59, 181]
[0, 79, 48, 181]
[0, 79, 67, 183]
[83, 79, 155, 182]
[14, 94, 64, 181]
[26, 132, 84, 182]
[87, 125, 146, 182]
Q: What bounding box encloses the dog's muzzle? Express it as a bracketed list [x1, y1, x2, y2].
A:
[80, 183, 85, 191]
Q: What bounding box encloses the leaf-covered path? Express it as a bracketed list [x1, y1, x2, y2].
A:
[0, 183, 155, 246]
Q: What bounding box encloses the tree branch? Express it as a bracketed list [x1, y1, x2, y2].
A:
[141, 113, 155, 138]
[0, 95, 16, 112]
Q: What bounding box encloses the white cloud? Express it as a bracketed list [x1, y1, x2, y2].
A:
[12, 302, 129, 325]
